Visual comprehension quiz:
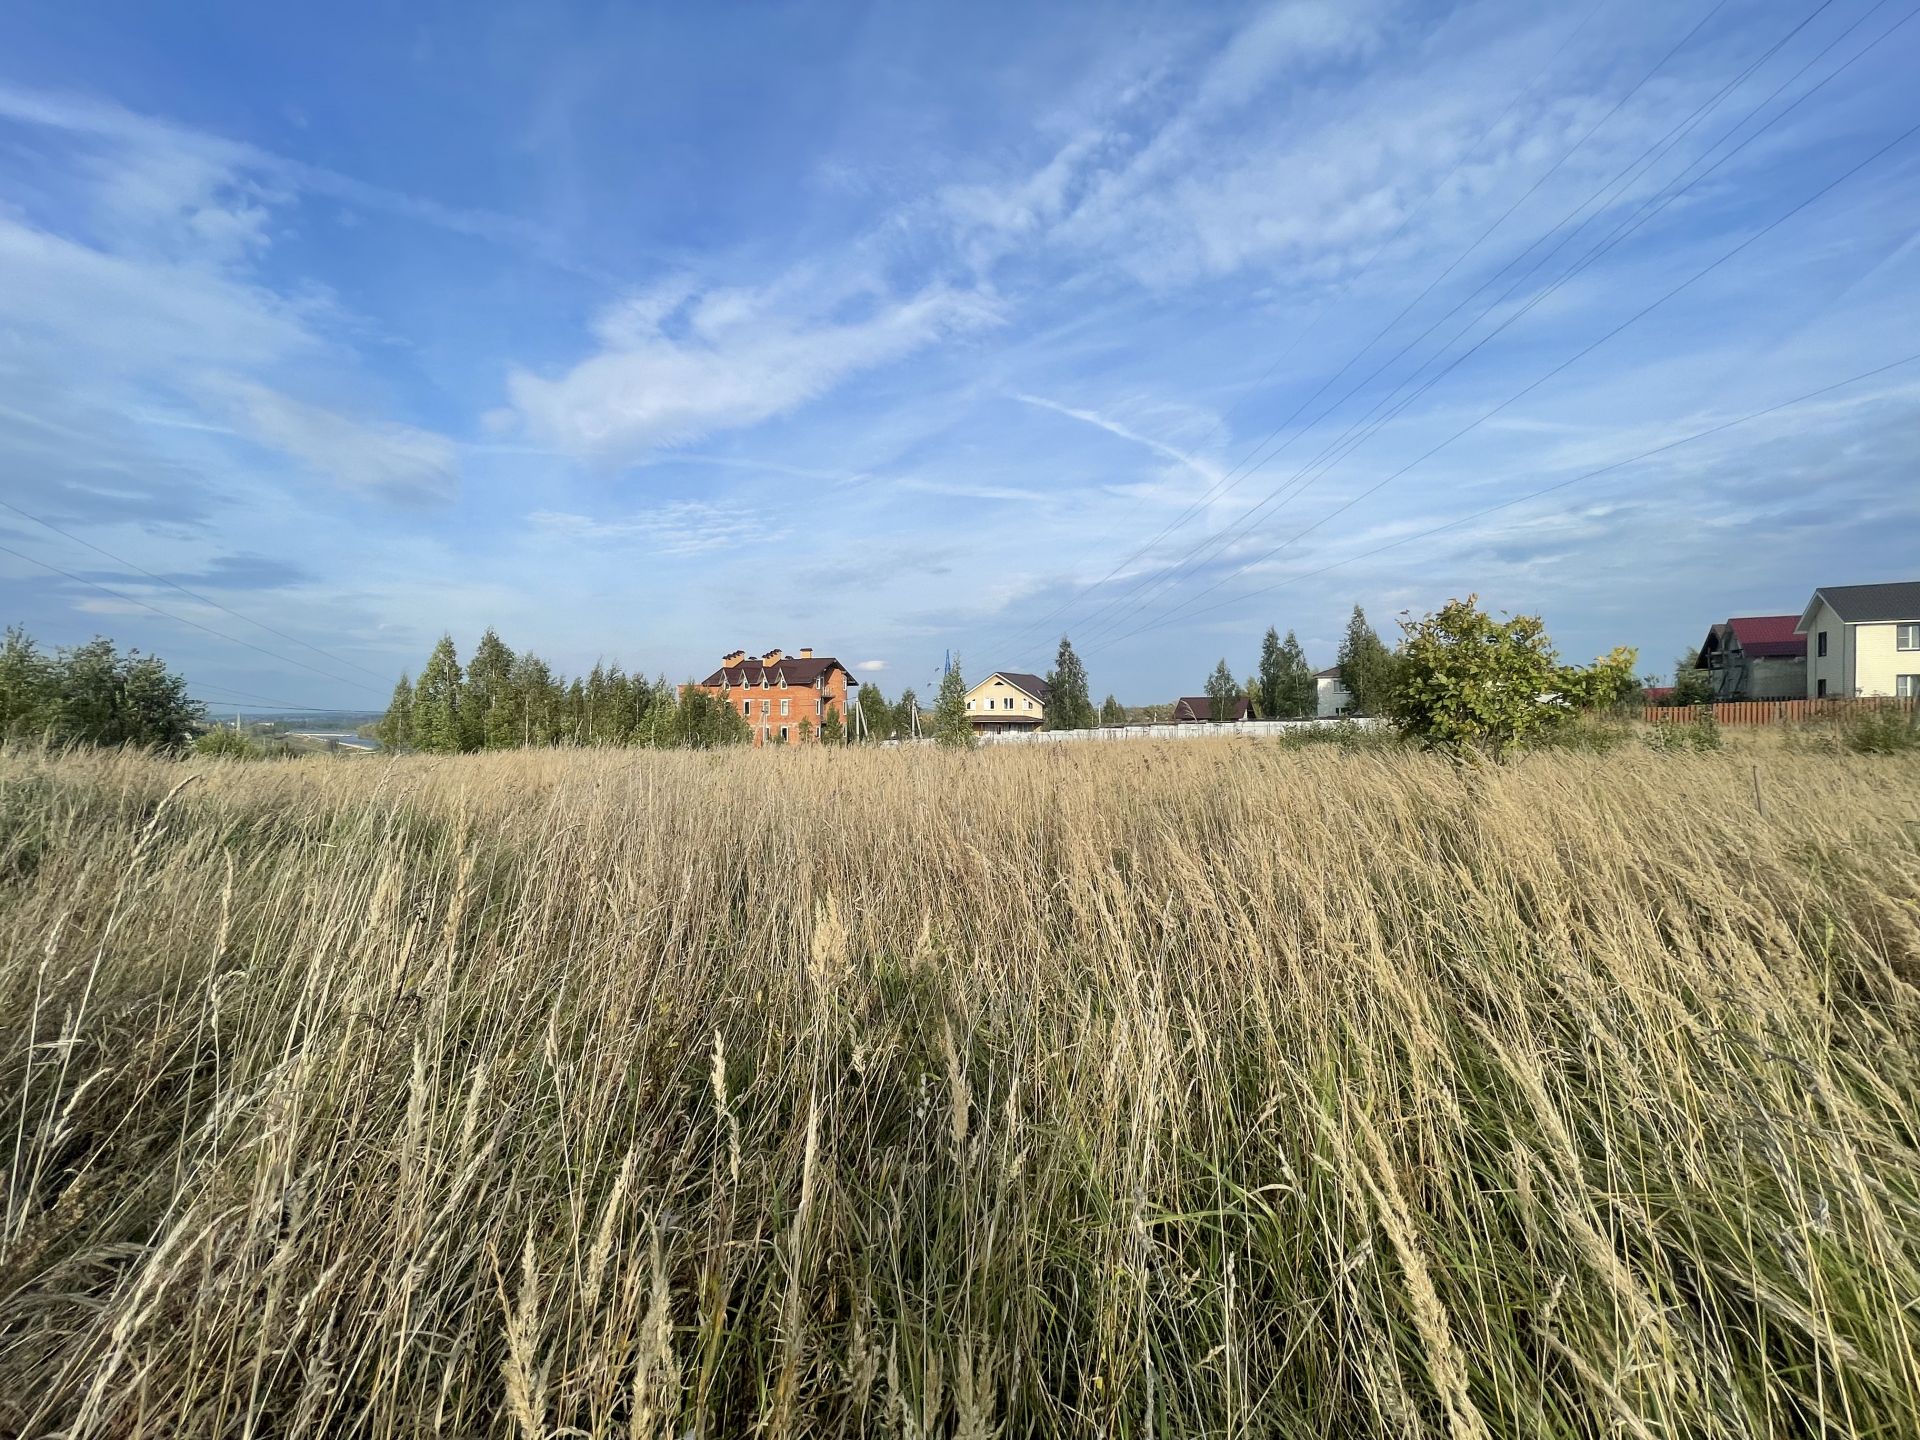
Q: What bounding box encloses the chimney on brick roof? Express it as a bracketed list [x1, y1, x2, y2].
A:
[798, 647, 813, 659]
[762, 648, 784, 665]
[722, 649, 746, 666]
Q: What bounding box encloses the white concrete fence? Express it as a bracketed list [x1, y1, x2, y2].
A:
[966, 717, 1385, 745]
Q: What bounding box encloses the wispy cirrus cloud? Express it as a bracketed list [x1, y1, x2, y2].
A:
[527, 500, 788, 556]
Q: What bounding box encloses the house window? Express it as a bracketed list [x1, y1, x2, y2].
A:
[967, 699, 975, 709]
[761, 699, 771, 715]
[741, 699, 750, 716]
[1898, 675, 1920, 698]
[780, 698, 790, 717]
[1817, 678, 1828, 698]
[1817, 631, 1828, 658]
[779, 725, 790, 742]
[1899, 624, 1920, 650]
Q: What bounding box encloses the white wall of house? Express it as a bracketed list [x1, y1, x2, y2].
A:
[1855, 619, 1920, 697]
[1803, 598, 1920, 697]
[1315, 675, 1353, 717]
[1804, 597, 1849, 698]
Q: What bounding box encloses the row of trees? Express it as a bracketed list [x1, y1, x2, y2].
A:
[373, 631, 750, 752]
[1201, 606, 1401, 722]
[0, 627, 201, 751]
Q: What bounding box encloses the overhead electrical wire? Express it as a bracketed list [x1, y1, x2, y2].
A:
[1092, 350, 1920, 648]
[985, 0, 1748, 663]
[0, 537, 389, 699]
[1074, 0, 1917, 653]
[1060, 0, 1866, 655]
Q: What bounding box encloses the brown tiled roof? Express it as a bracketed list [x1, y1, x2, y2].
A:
[698, 656, 856, 688]
[1173, 695, 1253, 722]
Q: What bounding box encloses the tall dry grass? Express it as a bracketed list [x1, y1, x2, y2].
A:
[0, 736, 1916, 1437]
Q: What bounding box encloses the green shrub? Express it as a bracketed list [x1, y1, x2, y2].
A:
[1643, 713, 1722, 754]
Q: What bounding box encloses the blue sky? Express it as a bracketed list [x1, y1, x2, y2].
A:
[2, 0, 1917, 711]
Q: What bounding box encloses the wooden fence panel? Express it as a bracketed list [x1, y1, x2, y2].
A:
[1641, 697, 1917, 726]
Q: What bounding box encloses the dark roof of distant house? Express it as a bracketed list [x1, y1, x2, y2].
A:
[1644, 685, 1675, 701]
[1314, 666, 1343, 680]
[698, 656, 857, 688]
[1173, 695, 1253, 722]
[1725, 615, 1807, 659]
[1798, 581, 1920, 628]
[991, 671, 1052, 702]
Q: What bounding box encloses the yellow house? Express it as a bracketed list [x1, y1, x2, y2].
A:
[1795, 582, 1920, 699]
[966, 671, 1050, 732]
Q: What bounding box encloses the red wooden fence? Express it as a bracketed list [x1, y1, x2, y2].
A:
[1641, 697, 1917, 726]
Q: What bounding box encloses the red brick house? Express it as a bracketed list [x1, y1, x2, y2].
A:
[692, 647, 856, 747]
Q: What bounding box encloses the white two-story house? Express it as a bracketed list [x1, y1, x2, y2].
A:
[1794, 582, 1920, 699]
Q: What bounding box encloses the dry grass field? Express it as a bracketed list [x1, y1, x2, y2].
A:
[1, 736, 1917, 1437]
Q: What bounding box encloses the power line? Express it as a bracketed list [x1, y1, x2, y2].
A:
[0, 495, 395, 684]
[1081, 1, 1917, 652]
[1063, 0, 1855, 654]
[0, 537, 388, 698]
[1095, 350, 1920, 644]
[994, 0, 1747, 662]
[979, 0, 1617, 659]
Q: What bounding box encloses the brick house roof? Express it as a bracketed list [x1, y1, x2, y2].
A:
[698, 656, 857, 688]
[1173, 695, 1253, 722]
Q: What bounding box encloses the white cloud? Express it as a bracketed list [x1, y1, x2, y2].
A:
[526, 501, 786, 556]
[508, 283, 999, 462]
[219, 382, 459, 505]
[856, 658, 888, 671]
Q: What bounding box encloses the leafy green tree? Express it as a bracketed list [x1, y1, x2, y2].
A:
[506, 652, 563, 745]
[119, 651, 200, 750]
[42, 637, 200, 750]
[1043, 636, 1096, 731]
[1271, 630, 1315, 719]
[1555, 647, 1641, 713]
[1099, 694, 1125, 726]
[931, 661, 974, 747]
[1670, 649, 1715, 708]
[820, 703, 844, 743]
[1389, 595, 1560, 755]
[1204, 658, 1240, 723]
[375, 674, 414, 749]
[1336, 606, 1398, 716]
[663, 682, 750, 748]
[0, 627, 56, 739]
[857, 681, 891, 741]
[892, 687, 920, 741]
[412, 635, 464, 754]
[194, 726, 262, 759]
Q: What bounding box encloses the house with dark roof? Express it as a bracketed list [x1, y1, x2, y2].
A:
[1795, 582, 1920, 699]
[1172, 695, 1254, 723]
[966, 671, 1051, 732]
[1695, 615, 1806, 700]
[690, 647, 856, 746]
[1314, 665, 1353, 717]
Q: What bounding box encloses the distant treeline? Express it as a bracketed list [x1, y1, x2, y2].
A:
[0, 626, 200, 751]
[373, 630, 751, 752]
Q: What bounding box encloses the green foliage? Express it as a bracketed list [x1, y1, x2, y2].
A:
[1389, 595, 1561, 755]
[1644, 714, 1723, 754]
[0, 628, 200, 752]
[1273, 718, 1403, 752]
[1336, 605, 1399, 716]
[193, 726, 265, 759]
[1043, 636, 1095, 731]
[1204, 658, 1240, 723]
[819, 704, 844, 744]
[374, 674, 414, 749]
[931, 661, 974, 747]
[1266, 628, 1315, 719]
[410, 636, 465, 754]
[660, 684, 751, 749]
[1789, 706, 1920, 756]
[1669, 649, 1716, 708]
[1555, 646, 1641, 713]
[856, 681, 891, 742]
[1099, 694, 1125, 726]
[892, 688, 920, 741]
[463, 628, 516, 750]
